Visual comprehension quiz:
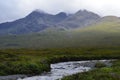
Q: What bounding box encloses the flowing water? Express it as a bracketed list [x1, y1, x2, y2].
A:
[18, 60, 111, 80]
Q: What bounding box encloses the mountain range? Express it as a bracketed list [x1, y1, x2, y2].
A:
[0, 10, 100, 35]
[0, 10, 120, 48]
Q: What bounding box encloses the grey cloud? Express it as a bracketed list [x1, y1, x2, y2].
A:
[0, 0, 120, 23]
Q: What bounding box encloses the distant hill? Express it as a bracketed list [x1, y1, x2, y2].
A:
[0, 16, 120, 49]
[0, 10, 100, 35]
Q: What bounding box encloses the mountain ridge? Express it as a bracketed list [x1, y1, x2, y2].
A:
[0, 10, 68, 35]
[58, 10, 101, 29]
[0, 10, 120, 48]
[0, 9, 101, 35]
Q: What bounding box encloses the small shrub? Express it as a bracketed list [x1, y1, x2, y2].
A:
[100, 67, 112, 73]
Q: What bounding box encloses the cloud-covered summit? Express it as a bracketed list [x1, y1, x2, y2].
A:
[0, 0, 120, 23]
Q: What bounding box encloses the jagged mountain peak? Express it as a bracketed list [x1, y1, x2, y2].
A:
[76, 10, 89, 14]
[75, 10, 101, 18]
[26, 10, 51, 19]
[58, 10, 101, 29]
[54, 12, 68, 21]
[56, 12, 67, 16]
[33, 9, 47, 14]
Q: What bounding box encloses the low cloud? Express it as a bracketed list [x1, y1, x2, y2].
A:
[0, 0, 120, 23]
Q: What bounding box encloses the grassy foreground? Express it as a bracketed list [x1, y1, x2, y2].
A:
[0, 47, 120, 76]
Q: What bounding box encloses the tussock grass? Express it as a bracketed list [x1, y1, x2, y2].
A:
[0, 47, 120, 76]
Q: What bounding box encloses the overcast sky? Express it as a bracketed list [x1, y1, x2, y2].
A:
[0, 0, 120, 23]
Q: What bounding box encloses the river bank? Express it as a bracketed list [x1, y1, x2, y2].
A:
[62, 60, 120, 80]
[0, 60, 112, 80]
[0, 48, 120, 80]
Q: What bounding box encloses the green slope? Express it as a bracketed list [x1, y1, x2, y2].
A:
[75, 16, 120, 33]
[0, 16, 120, 49]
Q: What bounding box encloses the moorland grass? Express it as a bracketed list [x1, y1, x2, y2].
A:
[0, 47, 120, 76]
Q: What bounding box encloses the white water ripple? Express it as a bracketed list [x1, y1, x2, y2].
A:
[18, 60, 111, 80]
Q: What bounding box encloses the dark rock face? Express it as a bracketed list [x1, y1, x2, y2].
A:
[0, 10, 101, 35]
[0, 10, 68, 35]
[58, 10, 101, 29]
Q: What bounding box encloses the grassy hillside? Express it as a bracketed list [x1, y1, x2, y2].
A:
[0, 16, 120, 49]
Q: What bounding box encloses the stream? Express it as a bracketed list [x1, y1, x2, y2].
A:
[17, 60, 111, 80]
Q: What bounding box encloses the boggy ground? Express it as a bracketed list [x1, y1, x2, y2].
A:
[0, 47, 120, 76]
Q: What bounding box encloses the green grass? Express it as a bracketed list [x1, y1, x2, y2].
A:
[0, 16, 120, 49]
[0, 47, 120, 76]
